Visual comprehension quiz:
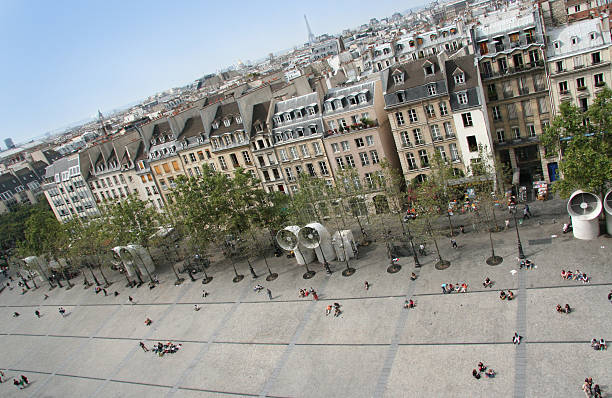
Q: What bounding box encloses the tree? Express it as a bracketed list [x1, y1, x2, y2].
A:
[542, 88, 612, 198]
[0, 201, 50, 251]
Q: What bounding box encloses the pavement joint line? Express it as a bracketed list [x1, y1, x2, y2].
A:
[513, 267, 528, 398]
[90, 283, 194, 398]
[165, 280, 253, 398]
[3, 282, 610, 309]
[373, 266, 421, 398]
[26, 303, 124, 398]
[258, 275, 332, 398]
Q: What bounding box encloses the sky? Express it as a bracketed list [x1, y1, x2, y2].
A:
[0, 0, 428, 147]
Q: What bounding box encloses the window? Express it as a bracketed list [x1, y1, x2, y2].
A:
[162, 163, 170, 173]
[534, 74, 545, 91]
[370, 150, 379, 164]
[339, 118, 347, 128]
[355, 137, 365, 148]
[189, 153, 197, 162]
[419, 149, 429, 168]
[462, 113, 473, 127]
[436, 146, 447, 162]
[406, 152, 417, 170]
[574, 4, 580, 12]
[279, 149, 289, 161]
[285, 167, 295, 181]
[541, 119, 550, 131]
[466, 136, 478, 152]
[457, 92, 468, 105]
[242, 151, 252, 164]
[306, 163, 316, 177]
[425, 104, 435, 117]
[345, 154, 355, 168]
[537, 97, 549, 113]
[312, 142, 322, 155]
[359, 152, 370, 166]
[172, 161, 180, 171]
[496, 129, 505, 143]
[444, 122, 454, 137]
[218, 156, 227, 170]
[427, 84, 437, 95]
[413, 128, 424, 145]
[365, 173, 374, 188]
[439, 102, 448, 116]
[331, 143, 340, 153]
[431, 124, 442, 141]
[592, 52, 601, 64]
[336, 157, 345, 170]
[528, 124, 536, 137]
[393, 73, 404, 84]
[401, 131, 411, 147]
[408, 109, 418, 123]
[522, 100, 533, 117]
[366, 135, 374, 146]
[319, 161, 329, 175]
[273, 116, 282, 124]
[580, 98, 588, 112]
[576, 77, 586, 89]
[512, 126, 520, 139]
[307, 107, 316, 115]
[395, 112, 405, 126]
[559, 81, 568, 93]
[574, 55, 584, 68]
[450, 143, 459, 161]
[502, 81, 513, 98]
[223, 119, 231, 127]
[454, 73, 465, 84]
[300, 144, 310, 157]
[295, 165, 303, 175]
[341, 141, 350, 151]
[423, 63, 434, 75]
[492, 106, 502, 121]
[556, 61, 564, 72]
[290, 147, 299, 160]
[284, 113, 292, 122]
[507, 103, 517, 119]
[329, 120, 336, 130]
[595, 73, 605, 86]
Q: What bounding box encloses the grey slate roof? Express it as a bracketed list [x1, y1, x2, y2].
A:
[383, 56, 445, 94]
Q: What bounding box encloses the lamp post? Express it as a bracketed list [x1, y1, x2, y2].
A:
[510, 206, 526, 260]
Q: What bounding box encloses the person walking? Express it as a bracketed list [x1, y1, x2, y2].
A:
[103, 288, 108, 296]
[441, 283, 447, 294]
[504, 219, 510, 230]
[313, 291, 319, 301]
[58, 307, 66, 317]
[128, 296, 135, 304]
[522, 206, 530, 221]
[34, 310, 41, 318]
[139, 341, 149, 352]
[267, 288, 272, 300]
[249, 264, 257, 279]
[13, 379, 24, 389]
[364, 281, 370, 290]
[20, 375, 28, 386]
[451, 239, 458, 249]
[525, 203, 532, 217]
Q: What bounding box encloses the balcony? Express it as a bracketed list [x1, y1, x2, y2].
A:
[577, 86, 587, 91]
[480, 60, 544, 80]
[415, 140, 426, 146]
[432, 136, 443, 142]
[493, 135, 540, 148]
[595, 81, 606, 87]
[518, 87, 530, 96]
[324, 120, 378, 137]
[445, 133, 456, 139]
[401, 142, 413, 148]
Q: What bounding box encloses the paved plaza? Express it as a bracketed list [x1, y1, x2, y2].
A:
[0, 199, 610, 397]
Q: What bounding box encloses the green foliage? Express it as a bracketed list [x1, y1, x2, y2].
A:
[101, 195, 158, 248]
[0, 201, 51, 251]
[542, 88, 612, 197]
[18, 205, 68, 260]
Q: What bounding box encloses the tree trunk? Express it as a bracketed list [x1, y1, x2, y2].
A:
[88, 265, 101, 286]
[29, 273, 38, 289]
[63, 268, 73, 288]
[489, 231, 496, 258]
[82, 269, 90, 286]
[140, 248, 155, 283]
[428, 220, 445, 263]
[98, 266, 110, 286]
[447, 213, 454, 237]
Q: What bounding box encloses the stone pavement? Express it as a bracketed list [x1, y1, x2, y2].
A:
[0, 198, 610, 397]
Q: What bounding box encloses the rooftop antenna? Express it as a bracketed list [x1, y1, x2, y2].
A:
[304, 14, 315, 45]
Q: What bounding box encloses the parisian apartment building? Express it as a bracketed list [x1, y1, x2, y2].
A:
[40, 0, 612, 222]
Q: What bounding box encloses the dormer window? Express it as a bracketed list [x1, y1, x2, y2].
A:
[223, 119, 231, 127]
[284, 113, 292, 122]
[167, 134, 173, 141]
[324, 102, 333, 112]
[274, 116, 282, 124]
[589, 32, 597, 40]
[453, 69, 465, 84]
[427, 84, 437, 96]
[553, 41, 560, 49]
[571, 36, 578, 45]
[423, 61, 434, 76]
[212, 121, 219, 129]
[392, 71, 404, 84]
[358, 93, 367, 103]
[236, 116, 242, 123]
[334, 99, 343, 109]
[295, 109, 303, 118]
[457, 92, 468, 105]
[307, 106, 316, 115]
[349, 96, 357, 105]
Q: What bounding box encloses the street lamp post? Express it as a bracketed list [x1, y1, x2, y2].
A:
[510, 206, 526, 260]
[404, 222, 421, 268]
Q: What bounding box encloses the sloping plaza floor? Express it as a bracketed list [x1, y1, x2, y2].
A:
[0, 199, 610, 397]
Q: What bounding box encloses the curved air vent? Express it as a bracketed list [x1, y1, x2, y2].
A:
[298, 226, 320, 249]
[604, 189, 612, 214]
[567, 190, 602, 220]
[276, 229, 298, 251]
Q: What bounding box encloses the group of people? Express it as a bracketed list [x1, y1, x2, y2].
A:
[404, 299, 415, 309]
[482, 278, 494, 288]
[325, 302, 342, 317]
[472, 362, 495, 379]
[518, 259, 535, 270]
[561, 270, 590, 283]
[590, 338, 607, 351]
[0, 371, 29, 389]
[555, 304, 571, 314]
[298, 287, 318, 300]
[582, 377, 602, 398]
[147, 341, 182, 357]
[441, 282, 468, 294]
[499, 290, 514, 300]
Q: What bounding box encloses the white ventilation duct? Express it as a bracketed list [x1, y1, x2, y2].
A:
[332, 230, 357, 261]
[23, 256, 48, 282]
[126, 244, 156, 275]
[276, 226, 315, 265]
[604, 189, 612, 235]
[567, 190, 602, 240]
[299, 222, 337, 263]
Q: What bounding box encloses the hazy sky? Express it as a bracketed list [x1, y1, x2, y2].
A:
[0, 0, 427, 146]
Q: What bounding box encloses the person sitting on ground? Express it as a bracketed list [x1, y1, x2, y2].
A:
[513, 332, 521, 344]
[13, 312, 20, 317]
[566, 270, 573, 280]
[507, 290, 514, 300]
[478, 362, 486, 372]
[525, 259, 533, 269]
[483, 277, 492, 288]
[325, 305, 332, 316]
[500, 291, 507, 300]
[460, 283, 468, 293]
[410, 272, 417, 281]
[582, 273, 589, 283]
[194, 304, 200, 311]
[404, 299, 415, 309]
[114, 291, 119, 296]
[485, 368, 496, 378]
[144, 318, 152, 326]
[253, 284, 264, 292]
[591, 338, 600, 350]
[298, 289, 305, 298]
[334, 306, 341, 317]
[448, 283, 454, 293]
[561, 270, 567, 279]
[556, 304, 563, 313]
[564, 304, 571, 314]
[472, 369, 480, 379]
[600, 338, 607, 350]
